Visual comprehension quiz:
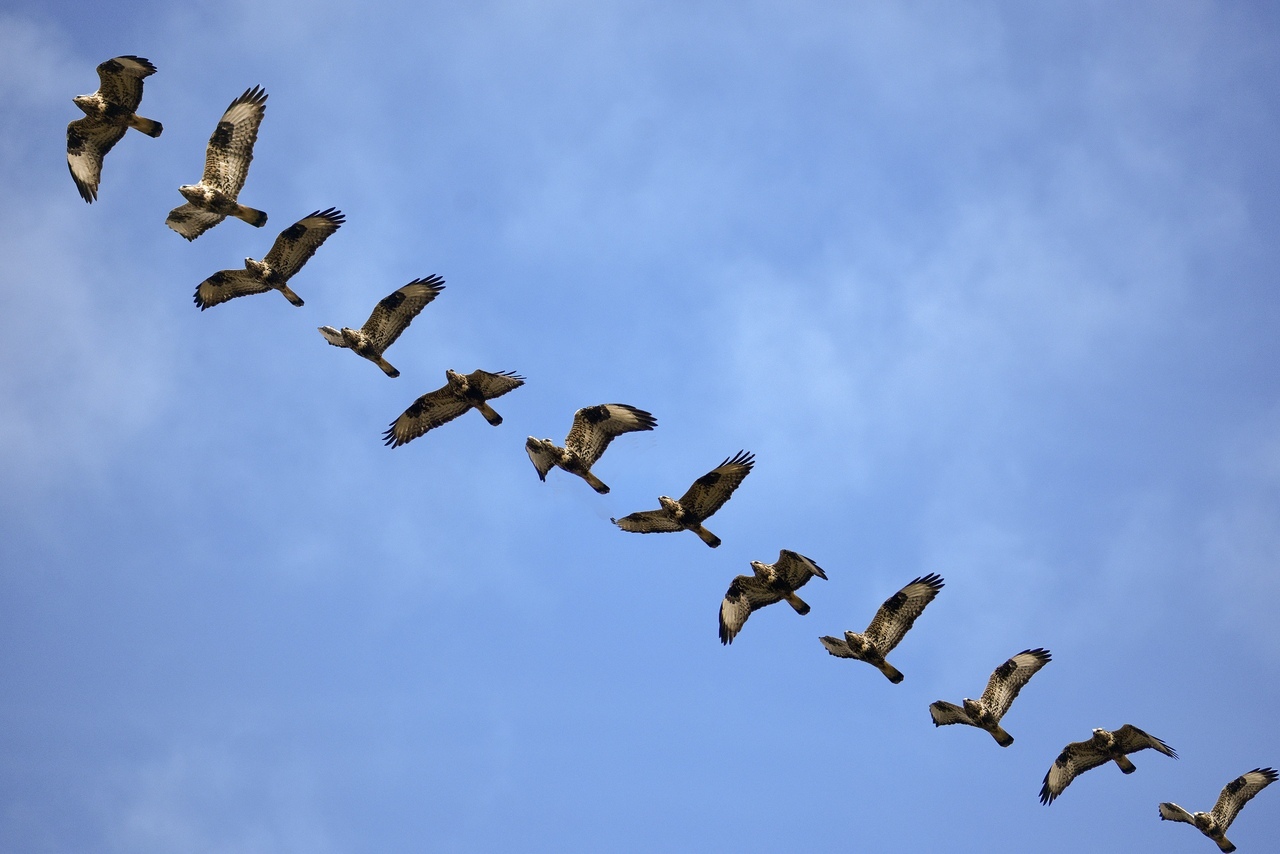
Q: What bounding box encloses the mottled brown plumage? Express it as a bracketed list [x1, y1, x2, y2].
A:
[67, 55, 162, 202]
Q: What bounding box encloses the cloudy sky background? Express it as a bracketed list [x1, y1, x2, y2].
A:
[2, 1, 1279, 851]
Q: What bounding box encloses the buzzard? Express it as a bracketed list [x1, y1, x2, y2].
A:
[1040, 724, 1177, 805]
[611, 450, 754, 547]
[319, 276, 445, 377]
[166, 85, 268, 240]
[928, 648, 1051, 746]
[525, 404, 657, 494]
[1159, 767, 1277, 853]
[818, 573, 944, 683]
[67, 55, 162, 202]
[194, 209, 344, 310]
[718, 550, 828, 644]
[383, 369, 525, 447]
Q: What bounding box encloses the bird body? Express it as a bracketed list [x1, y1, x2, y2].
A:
[612, 450, 753, 545]
[819, 573, 944, 683]
[1159, 767, 1276, 853]
[67, 55, 162, 202]
[525, 404, 657, 494]
[319, 276, 445, 377]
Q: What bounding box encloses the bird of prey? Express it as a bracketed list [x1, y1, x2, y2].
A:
[166, 85, 268, 240]
[318, 276, 445, 377]
[818, 573, 944, 684]
[611, 450, 754, 547]
[718, 550, 827, 645]
[1040, 724, 1178, 805]
[383, 370, 525, 447]
[193, 208, 343, 310]
[1159, 767, 1277, 853]
[525, 404, 657, 494]
[67, 55, 162, 203]
[928, 648, 1051, 746]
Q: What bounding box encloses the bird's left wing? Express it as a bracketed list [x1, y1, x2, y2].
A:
[166, 203, 225, 241]
[67, 118, 125, 203]
[194, 268, 269, 310]
[719, 575, 778, 644]
[865, 573, 944, 654]
[611, 509, 683, 534]
[1211, 767, 1277, 831]
[978, 648, 1051, 721]
[361, 275, 445, 353]
[262, 208, 344, 280]
[677, 450, 755, 519]
[564, 404, 657, 467]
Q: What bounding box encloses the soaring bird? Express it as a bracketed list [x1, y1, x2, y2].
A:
[1159, 767, 1277, 853]
[383, 370, 525, 447]
[1040, 724, 1177, 805]
[718, 550, 827, 644]
[319, 276, 445, 377]
[193, 209, 343, 309]
[525, 404, 657, 494]
[928, 648, 1051, 746]
[166, 86, 268, 239]
[67, 55, 162, 203]
[611, 451, 753, 547]
[818, 573, 944, 683]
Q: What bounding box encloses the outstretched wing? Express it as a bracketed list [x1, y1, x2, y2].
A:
[383, 387, 471, 447]
[772, 550, 827, 589]
[525, 439, 558, 480]
[719, 575, 781, 644]
[360, 275, 445, 354]
[563, 404, 657, 467]
[67, 118, 125, 203]
[166, 203, 225, 240]
[864, 573, 944, 654]
[1157, 802, 1196, 824]
[262, 208, 344, 280]
[202, 85, 267, 195]
[612, 509, 683, 534]
[1112, 724, 1177, 760]
[677, 450, 755, 519]
[96, 55, 155, 111]
[194, 268, 269, 310]
[929, 701, 976, 728]
[819, 635, 857, 659]
[978, 648, 1051, 722]
[465, 369, 525, 400]
[1211, 767, 1277, 831]
[1040, 739, 1113, 805]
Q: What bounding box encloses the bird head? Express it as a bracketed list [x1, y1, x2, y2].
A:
[962, 698, 982, 717]
[178, 184, 205, 204]
[244, 258, 267, 277]
[658, 495, 679, 514]
[72, 94, 96, 114]
[749, 560, 769, 576]
[445, 369, 468, 390]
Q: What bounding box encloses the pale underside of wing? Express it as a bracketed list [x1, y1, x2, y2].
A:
[67, 117, 125, 202]
[1157, 802, 1196, 824]
[719, 575, 780, 644]
[977, 648, 1051, 721]
[166, 203, 226, 240]
[202, 85, 267, 195]
[819, 635, 857, 659]
[929, 701, 976, 727]
[564, 404, 657, 468]
[96, 55, 154, 110]
[612, 509, 683, 534]
[864, 573, 944, 654]
[383, 388, 471, 447]
[525, 440, 558, 480]
[194, 268, 270, 309]
[1041, 740, 1113, 804]
[1212, 768, 1278, 830]
[262, 208, 344, 280]
[360, 275, 445, 353]
[464, 369, 525, 400]
[677, 450, 754, 519]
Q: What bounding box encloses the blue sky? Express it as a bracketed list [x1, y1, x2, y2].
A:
[2, 2, 1279, 851]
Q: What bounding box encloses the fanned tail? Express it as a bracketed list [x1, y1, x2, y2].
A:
[235, 205, 268, 227]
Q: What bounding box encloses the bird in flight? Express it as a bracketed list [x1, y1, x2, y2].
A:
[166, 86, 268, 240]
[928, 648, 1051, 746]
[525, 404, 656, 494]
[611, 450, 754, 546]
[718, 550, 827, 645]
[1040, 724, 1177, 805]
[1158, 767, 1276, 853]
[67, 55, 162, 203]
[384, 370, 525, 447]
[193, 208, 344, 309]
[818, 573, 944, 683]
[319, 276, 445, 377]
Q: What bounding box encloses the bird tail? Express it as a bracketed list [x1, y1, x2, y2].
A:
[582, 471, 609, 494]
[784, 593, 810, 615]
[235, 205, 268, 227]
[130, 115, 162, 137]
[1114, 755, 1137, 774]
[1215, 833, 1236, 853]
[278, 285, 304, 307]
[476, 402, 503, 426]
[878, 660, 904, 684]
[991, 726, 1014, 747]
[375, 357, 400, 378]
[694, 526, 721, 548]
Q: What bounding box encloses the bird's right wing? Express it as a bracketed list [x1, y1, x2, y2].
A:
[611, 509, 683, 534]
[978, 648, 1051, 722]
[564, 403, 657, 467]
[1211, 767, 1278, 831]
[202, 85, 267, 195]
[194, 269, 269, 310]
[382, 387, 471, 447]
[929, 701, 975, 728]
[865, 573, 944, 654]
[166, 203, 225, 241]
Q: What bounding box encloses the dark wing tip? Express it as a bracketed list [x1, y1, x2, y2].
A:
[382, 425, 404, 448]
[720, 449, 755, 469]
[407, 273, 446, 292]
[301, 207, 345, 227]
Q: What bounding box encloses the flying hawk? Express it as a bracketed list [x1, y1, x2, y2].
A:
[1159, 767, 1277, 853]
[525, 404, 657, 494]
[193, 208, 343, 310]
[818, 573, 944, 683]
[383, 369, 525, 447]
[611, 450, 754, 547]
[718, 550, 828, 644]
[67, 55, 162, 203]
[1040, 724, 1177, 805]
[928, 648, 1051, 746]
[166, 85, 268, 240]
[319, 276, 445, 377]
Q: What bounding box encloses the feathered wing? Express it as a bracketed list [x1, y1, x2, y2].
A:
[978, 648, 1052, 721]
[361, 275, 445, 353]
[612, 509, 684, 534]
[194, 269, 270, 310]
[1211, 768, 1278, 831]
[1112, 724, 1178, 760]
[66, 118, 125, 203]
[773, 550, 828, 588]
[202, 85, 267, 195]
[677, 450, 755, 518]
[261, 208, 344, 280]
[165, 203, 225, 240]
[382, 387, 473, 447]
[466, 369, 525, 400]
[929, 701, 976, 728]
[864, 573, 944, 654]
[1157, 802, 1197, 824]
[525, 439, 558, 480]
[96, 55, 154, 112]
[1040, 740, 1114, 805]
[719, 575, 780, 644]
[564, 404, 657, 467]
[819, 635, 857, 659]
